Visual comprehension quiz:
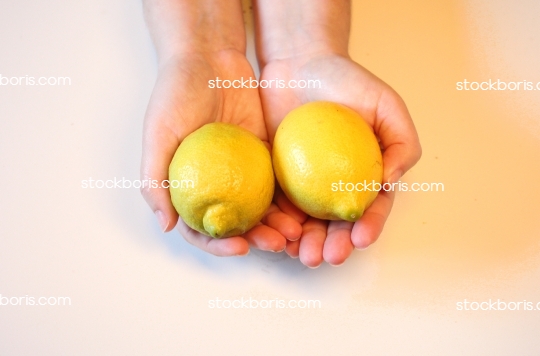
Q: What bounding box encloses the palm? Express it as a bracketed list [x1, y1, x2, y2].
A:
[148, 51, 267, 141]
[259, 54, 421, 266]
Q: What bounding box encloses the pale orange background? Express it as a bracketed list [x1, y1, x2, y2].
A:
[0, 0, 539, 354]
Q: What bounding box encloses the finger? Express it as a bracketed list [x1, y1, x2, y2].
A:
[351, 189, 395, 249]
[323, 220, 354, 266]
[274, 187, 308, 224]
[298, 217, 328, 268]
[262, 204, 303, 241]
[375, 90, 422, 183]
[243, 224, 287, 252]
[285, 239, 300, 258]
[140, 125, 180, 232]
[140, 78, 191, 233]
[177, 218, 250, 256]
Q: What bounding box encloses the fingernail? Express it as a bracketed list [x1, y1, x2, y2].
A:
[236, 250, 250, 256]
[285, 251, 298, 259]
[329, 262, 344, 267]
[355, 244, 369, 251]
[307, 264, 321, 269]
[155, 210, 169, 232]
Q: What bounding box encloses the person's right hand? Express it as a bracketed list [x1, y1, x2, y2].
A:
[141, 49, 302, 256]
[258, 53, 422, 267]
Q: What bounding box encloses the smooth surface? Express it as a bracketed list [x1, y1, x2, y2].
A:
[1, 0, 539, 354]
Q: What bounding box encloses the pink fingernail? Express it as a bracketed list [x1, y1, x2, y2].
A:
[155, 210, 169, 232]
[329, 262, 345, 267]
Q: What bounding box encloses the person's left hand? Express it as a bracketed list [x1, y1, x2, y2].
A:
[141, 49, 302, 256]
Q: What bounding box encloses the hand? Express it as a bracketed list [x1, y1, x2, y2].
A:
[141, 50, 302, 256]
[259, 53, 422, 267]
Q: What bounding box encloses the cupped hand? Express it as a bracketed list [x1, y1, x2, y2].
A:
[259, 53, 422, 267]
[141, 49, 302, 256]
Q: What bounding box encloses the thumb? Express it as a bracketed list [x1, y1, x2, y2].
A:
[140, 124, 180, 233]
[382, 142, 422, 184]
[376, 90, 422, 184]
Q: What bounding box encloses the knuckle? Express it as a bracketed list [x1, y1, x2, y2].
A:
[140, 183, 152, 198]
[414, 143, 423, 163]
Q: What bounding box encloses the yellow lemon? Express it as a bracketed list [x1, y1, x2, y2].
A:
[169, 123, 274, 238]
[273, 101, 383, 222]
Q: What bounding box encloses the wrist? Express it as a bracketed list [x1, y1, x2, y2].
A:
[254, 0, 350, 66]
[258, 37, 348, 68]
[144, 0, 246, 65]
[155, 48, 248, 79]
